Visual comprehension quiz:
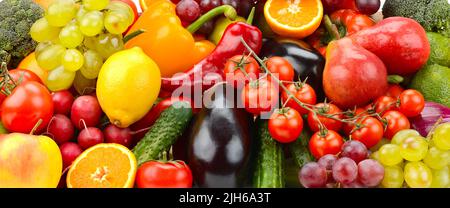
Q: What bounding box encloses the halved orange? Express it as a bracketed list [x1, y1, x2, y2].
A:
[264, 0, 323, 39]
[67, 143, 137, 188]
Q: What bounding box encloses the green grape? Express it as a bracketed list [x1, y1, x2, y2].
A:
[404, 162, 433, 188]
[370, 151, 380, 161]
[79, 11, 104, 37]
[62, 49, 84, 72]
[381, 165, 404, 188]
[95, 33, 124, 59]
[399, 136, 428, 162]
[433, 123, 450, 150]
[59, 23, 84, 49]
[83, 0, 109, 11]
[104, 11, 131, 34]
[379, 144, 403, 166]
[370, 138, 390, 152]
[73, 71, 97, 95]
[45, 1, 77, 27]
[46, 66, 76, 91]
[30, 18, 61, 43]
[35, 42, 52, 57]
[391, 129, 420, 145]
[36, 44, 66, 71]
[76, 6, 88, 23]
[83, 37, 98, 50]
[80, 50, 103, 79]
[430, 166, 449, 188]
[423, 146, 450, 170]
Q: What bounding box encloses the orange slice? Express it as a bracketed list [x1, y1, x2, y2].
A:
[67, 143, 137, 188]
[264, 0, 324, 39]
[140, 0, 168, 11]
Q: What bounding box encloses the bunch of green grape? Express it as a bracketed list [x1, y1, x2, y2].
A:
[29, 0, 134, 92]
[371, 123, 450, 188]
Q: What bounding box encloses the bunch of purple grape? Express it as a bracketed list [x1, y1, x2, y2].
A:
[299, 140, 385, 188]
[175, 0, 259, 35]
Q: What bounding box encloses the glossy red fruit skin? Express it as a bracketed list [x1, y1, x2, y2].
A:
[59, 142, 83, 169]
[47, 114, 75, 145]
[77, 127, 104, 150]
[136, 160, 193, 188]
[71, 96, 102, 129]
[351, 17, 430, 75]
[51, 90, 74, 116]
[323, 38, 388, 109]
[103, 124, 132, 148]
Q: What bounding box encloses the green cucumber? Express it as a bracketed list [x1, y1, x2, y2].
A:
[132, 101, 193, 166]
[289, 128, 314, 169]
[253, 120, 284, 188]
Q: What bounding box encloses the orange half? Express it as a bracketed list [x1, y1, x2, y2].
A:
[140, 0, 168, 11]
[264, 0, 323, 39]
[67, 143, 137, 188]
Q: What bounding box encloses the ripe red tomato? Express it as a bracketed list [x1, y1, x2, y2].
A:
[241, 79, 279, 115]
[342, 108, 368, 135]
[223, 55, 260, 88]
[373, 96, 398, 114]
[346, 14, 376, 35]
[1, 81, 53, 133]
[136, 160, 193, 188]
[8, 69, 43, 84]
[385, 84, 404, 98]
[281, 83, 317, 115]
[307, 103, 343, 132]
[265, 56, 295, 82]
[350, 117, 384, 148]
[309, 130, 344, 159]
[382, 111, 411, 139]
[398, 89, 425, 118]
[268, 108, 304, 143]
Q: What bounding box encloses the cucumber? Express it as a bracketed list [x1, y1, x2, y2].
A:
[132, 101, 193, 166]
[289, 127, 314, 169]
[253, 120, 284, 188]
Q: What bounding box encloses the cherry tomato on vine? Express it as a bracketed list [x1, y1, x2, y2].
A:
[135, 160, 193, 188]
[265, 56, 295, 82]
[268, 108, 304, 143]
[373, 96, 398, 114]
[223, 55, 260, 88]
[342, 108, 368, 135]
[350, 117, 384, 148]
[1, 81, 53, 133]
[398, 89, 425, 118]
[385, 84, 404, 98]
[281, 83, 317, 115]
[382, 110, 411, 140]
[307, 103, 343, 132]
[309, 130, 344, 159]
[241, 79, 279, 115]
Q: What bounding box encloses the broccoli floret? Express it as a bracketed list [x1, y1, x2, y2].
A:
[383, 0, 450, 38]
[0, 0, 44, 68]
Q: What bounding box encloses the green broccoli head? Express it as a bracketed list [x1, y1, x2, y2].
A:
[0, 0, 44, 68]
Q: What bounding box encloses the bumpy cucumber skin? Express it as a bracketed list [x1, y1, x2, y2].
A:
[253, 120, 285, 188]
[133, 102, 193, 166]
[289, 128, 314, 168]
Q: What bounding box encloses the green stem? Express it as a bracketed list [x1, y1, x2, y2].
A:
[323, 15, 340, 40]
[387, 75, 404, 84]
[123, 29, 146, 44]
[187, 5, 237, 34]
[246, 7, 256, 25]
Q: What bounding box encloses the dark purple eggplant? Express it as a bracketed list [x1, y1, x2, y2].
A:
[186, 84, 254, 188]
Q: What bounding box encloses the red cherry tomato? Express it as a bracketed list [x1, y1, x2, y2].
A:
[385, 84, 404, 98]
[8, 69, 43, 84]
[241, 79, 279, 115]
[309, 130, 344, 159]
[268, 108, 304, 143]
[346, 14, 376, 35]
[281, 83, 317, 115]
[1, 81, 53, 133]
[373, 96, 398, 114]
[307, 103, 343, 132]
[350, 117, 384, 148]
[342, 108, 368, 135]
[398, 89, 425, 118]
[265, 56, 295, 82]
[382, 111, 411, 139]
[223, 55, 260, 88]
[136, 160, 193, 188]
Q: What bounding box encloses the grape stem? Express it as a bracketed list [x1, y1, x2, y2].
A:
[186, 5, 237, 34]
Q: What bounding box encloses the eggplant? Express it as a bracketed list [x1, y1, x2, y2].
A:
[259, 38, 326, 101]
[186, 84, 254, 188]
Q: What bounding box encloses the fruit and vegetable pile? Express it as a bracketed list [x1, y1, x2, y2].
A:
[0, 0, 449, 188]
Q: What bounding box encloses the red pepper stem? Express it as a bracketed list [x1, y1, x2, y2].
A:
[323, 15, 340, 40]
[246, 7, 256, 25]
[387, 75, 404, 84]
[187, 5, 237, 34]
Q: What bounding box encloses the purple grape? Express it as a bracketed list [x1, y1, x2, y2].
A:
[299, 162, 327, 188]
[341, 140, 368, 164]
[356, 0, 381, 15]
[342, 179, 366, 188]
[357, 159, 384, 187]
[220, 0, 239, 10]
[199, 0, 221, 13]
[197, 19, 215, 35]
[176, 0, 201, 22]
[332, 157, 358, 184]
[318, 154, 338, 171]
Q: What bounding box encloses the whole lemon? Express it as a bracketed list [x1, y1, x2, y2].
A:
[97, 47, 161, 128]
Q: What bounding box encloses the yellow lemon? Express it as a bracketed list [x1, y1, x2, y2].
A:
[97, 47, 161, 128]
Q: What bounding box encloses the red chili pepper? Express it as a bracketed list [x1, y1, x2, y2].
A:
[161, 21, 262, 95]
